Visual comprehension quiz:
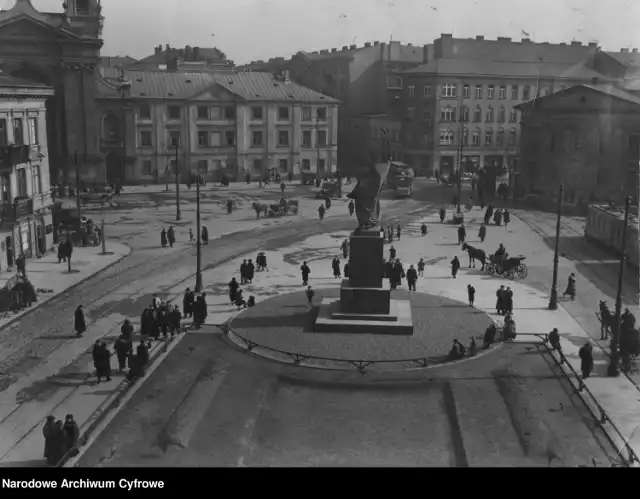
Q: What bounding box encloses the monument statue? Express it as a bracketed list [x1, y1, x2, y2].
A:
[347, 162, 391, 231]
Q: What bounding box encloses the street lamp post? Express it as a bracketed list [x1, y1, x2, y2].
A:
[100, 216, 107, 255]
[74, 151, 81, 219]
[195, 164, 203, 293]
[548, 183, 564, 310]
[607, 196, 632, 377]
[174, 144, 181, 221]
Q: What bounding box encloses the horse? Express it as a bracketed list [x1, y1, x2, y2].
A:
[462, 243, 486, 270]
[252, 202, 269, 219]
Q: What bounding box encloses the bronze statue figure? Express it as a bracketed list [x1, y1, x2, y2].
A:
[347, 162, 391, 231]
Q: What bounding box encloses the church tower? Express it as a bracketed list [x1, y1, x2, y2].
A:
[62, 0, 103, 38]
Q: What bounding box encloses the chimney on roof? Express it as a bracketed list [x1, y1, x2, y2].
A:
[571, 41, 582, 46]
[185, 45, 192, 59]
[165, 43, 170, 51]
[194, 46, 200, 59]
[497, 37, 511, 42]
[331, 48, 337, 52]
[407, 43, 412, 47]
[521, 38, 531, 43]
[621, 48, 630, 52]
[342, 46, 348, 51]
[350, 44, 356, 49]
[365, 42, 371, 47]
[374, 41, 380, 45]
[588, 42, 597, 48]
[476, 35, 484, 41]
[154, 45, 162, 55]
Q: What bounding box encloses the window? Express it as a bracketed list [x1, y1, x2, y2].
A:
[485, 129, 493, 145]
[12, 118, 24, 145]
[138, 104, 151, 119]
[142, 160, 152, 176]
[252, 130, 263, 146]
[170, 159, 178, 174]
[198, 159, 208, 172]
[498, 106, 506, 122]
[522, 86, 530, 100]
[475, 85, 482, 99]
[318, 158, 326, 171]
[302, 130, 312, 147]
[423, 85, 431, 97]
[28, 117, 38, 145]
[302, 107, 312, 121]
[496, 129, 505, 145]
[75, 0, 90, 15]
[197, 131, 209, 147]
[473, 106, 481, 122]
[408, 85, 415, 97]
[17, 168, 27, 196]
[253, 158, 263, 171]
[510, 109, 518, 122]
[472, 129, 480, 146]
[139, 130, 152, 147]
[168, 106, 181, 120]
[225, 131, 236, 146]
[461, 107, 469, 122]
[541, 88, 549, 97]
[251, 106, 263, 120]
[509, 128, 517, 144]
[487, 86, 494, 99]
[387, 75, 402, 88]
[317, 130, 327, 146]
[278, 130, 290, 146]
[440, 107, 454, 121]
[0, 119, 6, 146]
[317, 107, 327, 120]
[278, 107, 290, 120]
[486, 106, 494, 122]
[463, 85, 470, 98]
[407, 107, 415, 119]
[462, 129, 469, 146]
[279, 158, 288, 172]
[423, 109, 431, 122]
[32, 165, 41, 194]
[224, 106, 236, 119]
[197, 106, 209, 120]
[511, 85, 519, 100]
[439, 129, 454, 145]
[302, 158, 311, 170]
[499, 86, 506, 99]
[442, 84, 457, 97]
[169, 131, 180, 147]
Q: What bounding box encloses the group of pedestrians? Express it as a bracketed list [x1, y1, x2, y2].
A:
[495, 285, 514, 315]
[42, 414, 80, 466]
[483, 205, 510, 227]
[165, 225, 210, 247]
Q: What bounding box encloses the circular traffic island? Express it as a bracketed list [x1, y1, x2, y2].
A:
[227, 288, 495, 372]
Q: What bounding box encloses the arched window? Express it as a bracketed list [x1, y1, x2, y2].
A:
[472, 128, 480, 146]
[486, 106, 494, 122]
[439, 129, 455, 145]
[484, 128, 493, 145]
[102, 113, 121, 143]
[509, 128, 517, 144]
[440, 106, 455, 122]
[473, 106, 482, 122]
[496, 128, 505, 145]
[510, 108, 518, 122]
[462, 128, 469, 146]
[498, 106, 506, 122]
[462, 106, 469, 122]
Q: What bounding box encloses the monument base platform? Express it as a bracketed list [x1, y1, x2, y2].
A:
[314, 298, 414, 335]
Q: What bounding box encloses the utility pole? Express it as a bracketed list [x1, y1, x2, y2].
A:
[455, 86, 465, 214]
[548, 183, 563, 310]
[175, 144, 181, 221]
[74, 151, 81, 218]
[195, 163, 203, 292]
[607, 196, 632, 377]
[100, 214, 107, 255]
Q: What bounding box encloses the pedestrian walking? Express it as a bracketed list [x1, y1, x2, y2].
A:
[306, 286, 315, 306]
[407, 264, 418, 291]
[579, 342, 594, 379]
[396, 225, 401, 241]
[389, 244, 396, 260]
[229, 277, 239, 305]
[189, 228, 194, 243]
[478, 224, 486, 242]
[332, 256, 342, 278]
[348, 199, 355, 217]
[496, 285, 505, 315]
[318, 205, 325, 221]
[95, 342, 112, 383]
[300, 261, 311, 285]
[469, 337, 478, 356]
[280, 181, 286, 193]
[451, 256, 460, 278]
[457, 224, 466, 245]
[466, 196, 473, 212]
[439, 207, 446, 223]
[167, 226, 175, 248]
[201, 225, 209, 245]
[505, 287, 514, 314]
[114, 334, 131, 372]
[74, 305, 86, 337]
[325, 196, 332, 210]
[62, 414, 80, 456]
[137, 340, 150, 366]
[563, 273, 576, 301]
[193, 294, 208, 328]
[387, 226, 394, 243]
[341, 239, 350, 259]
[183, 288, 194, 318]
[344, 262, 350, 278]
[548, 328, 562, 352]
[160, 228, 167, 248]
[494, 209, 502, 226]
[246, 259, 255, 283]
[43, 415, 55, 462]
[240, 259, 248, 285]
[47, 420, 65, 466]
[417, 258, 425, 277]
[503, 209, 511, 228]
[467, 284, 476, 307]
[484, 205, 493, 225]
[421, 223, 428, 236]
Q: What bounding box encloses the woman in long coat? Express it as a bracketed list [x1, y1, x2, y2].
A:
[160, 228, 168, 248]
[96, 342, 112, 383]
[74, 305, 86, 337]
[202, 226, 209, 245]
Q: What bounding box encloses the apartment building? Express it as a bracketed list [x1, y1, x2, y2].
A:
[95, 69, 338, 184]
[0, 75, 55, 271]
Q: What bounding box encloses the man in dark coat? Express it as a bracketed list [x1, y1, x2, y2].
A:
[74, 305, 86, 337]
[300, 261, 311, 285]
[505, 287, 514, 314]
[439, 207, 446, 223]
[62, 414, 80, 455]
[503, 209, 511, 227]
[318, 204, 326, 221]
[193, 294, 208, 328]
[332, 256, 341, 278]
[246, 259, 255, 283]
[121, 319, 134, 342]
[579, 342, 594, 379]
[389, 245, 396, 260]
[306, 286, 315, 306]
[96, 342, 112, 383]
[396, 225, 401, 241]
[169, 305, 182, 336]
[202, 225, 209, 244]
[114, 334, 132, 372]
[167, 226, 176, 247]
[160, 228, 167, 248]
[47, 420, 65, 465]
[240, 259, 248, 285]
[496, 285, 505, 315]
[451, 256, 460, 278]
[137, 340, 150, 366]
[183, 288, 194, 318]
[457, 224, 466, 245]
[348, 199, 355, 216]
[140, 307, 152, 336]
[344, 262, 350, 278]
[229, 277, 240, 305]
[406, 264, 418, 291]
[43, 415, 55, 461]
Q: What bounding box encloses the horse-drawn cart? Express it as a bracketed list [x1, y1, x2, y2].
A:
[485, 254, 528, 279]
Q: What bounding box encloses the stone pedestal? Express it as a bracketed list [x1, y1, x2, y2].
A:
[313, 229, 413, 335]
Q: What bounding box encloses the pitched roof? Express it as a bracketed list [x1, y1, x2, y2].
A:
[0, 73, 51, 89]
[97, 68, 337, 103]
[603, 51, 640, 68]
[99, 56, 138, 68]
[403, 58, 608, 80]
[516, 83, 640, 110]
[138, 47, 227, 64]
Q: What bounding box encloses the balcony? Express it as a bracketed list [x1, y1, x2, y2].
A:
[29, 145, 44, 162]
[32, 191, 54, 211]
[0, 197, 33, 222]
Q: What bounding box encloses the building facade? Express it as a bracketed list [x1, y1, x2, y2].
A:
[0, 75, 55, 272]
[125, 45, 234, 72]
[94, 69, 338, 184]
[517, 84, 640, 204]
[0, 0, 103, 184]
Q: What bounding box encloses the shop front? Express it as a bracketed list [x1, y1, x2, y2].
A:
[32, 193, 55, 256]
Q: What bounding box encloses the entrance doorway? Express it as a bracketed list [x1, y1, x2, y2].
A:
[5, 236, 13, 267]
[105, 152, 123, 185]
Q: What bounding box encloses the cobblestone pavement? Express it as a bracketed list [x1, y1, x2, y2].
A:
[75, 331, 617, 467]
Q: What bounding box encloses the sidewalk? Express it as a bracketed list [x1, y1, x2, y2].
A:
[0, 243, 131, 330]
[196, 208, 640, 465]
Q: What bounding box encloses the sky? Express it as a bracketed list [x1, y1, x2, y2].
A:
[17, 0, 640, 63]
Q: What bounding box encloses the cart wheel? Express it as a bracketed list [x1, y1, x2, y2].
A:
[517, 265, 528, 279]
